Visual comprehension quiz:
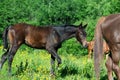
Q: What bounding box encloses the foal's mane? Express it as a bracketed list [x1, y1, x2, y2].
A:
[63, 24, 77, 27]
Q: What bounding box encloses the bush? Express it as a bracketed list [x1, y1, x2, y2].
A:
[0, 0, 120, 55]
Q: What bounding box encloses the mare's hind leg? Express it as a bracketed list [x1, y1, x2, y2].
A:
[7, 44, 20, 74]
[112, 51, 120, 80]
[0, 49, 9, 69]
[105, 53, 114, 80]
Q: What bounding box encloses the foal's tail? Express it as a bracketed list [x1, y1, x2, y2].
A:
[93, 17, 105, 79]
[2, 27, 9, 50]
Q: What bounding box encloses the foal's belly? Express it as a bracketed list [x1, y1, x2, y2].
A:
[25, 36, 46, 48]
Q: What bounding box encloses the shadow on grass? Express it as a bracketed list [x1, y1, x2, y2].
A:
[59, 65, 78, 77]
[100, 75, 117, 80]
[13, 59, 28, 76]
[59, 65, 93, 79]
[100, 75, 108, 80]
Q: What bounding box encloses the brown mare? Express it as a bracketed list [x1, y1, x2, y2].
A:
[94, 13, 120, 80]
[0, 23, 87, 75]
[87, 40, 109, 58]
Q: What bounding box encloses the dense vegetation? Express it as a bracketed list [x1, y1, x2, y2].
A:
[0, 0, 120, 80]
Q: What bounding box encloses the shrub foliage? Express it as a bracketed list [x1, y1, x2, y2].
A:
[0, 0, 120, 55]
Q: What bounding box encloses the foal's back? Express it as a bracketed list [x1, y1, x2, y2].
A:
[8, 23, 52, 48]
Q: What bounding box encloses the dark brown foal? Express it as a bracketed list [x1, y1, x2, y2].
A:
[0, 23, 87, 75]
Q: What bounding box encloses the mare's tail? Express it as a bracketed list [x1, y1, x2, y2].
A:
[2, 27, 9, 50]
[93, 17, 105, 79]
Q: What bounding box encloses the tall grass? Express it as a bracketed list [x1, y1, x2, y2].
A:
[0, 45, 108, 80]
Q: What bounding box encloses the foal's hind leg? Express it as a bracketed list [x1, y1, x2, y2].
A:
[0, 49, 9, 69]
[7, 44, 19, 74]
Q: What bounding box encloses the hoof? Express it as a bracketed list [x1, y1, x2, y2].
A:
[0, 64, 2, 70]
[57, 63, 61, 67]
[8, 73, 12, 76]
[50, 73, 56, 79]
[50, 72, 55, 76]
[49, 74, 55, 80]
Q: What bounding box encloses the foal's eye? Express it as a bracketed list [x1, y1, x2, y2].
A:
[80, 32, 83, 35]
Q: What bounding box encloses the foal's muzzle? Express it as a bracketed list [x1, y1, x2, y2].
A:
[82, 40, 88, 48]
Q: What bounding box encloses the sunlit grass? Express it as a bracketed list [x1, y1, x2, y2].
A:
[0, 45, 108, 80]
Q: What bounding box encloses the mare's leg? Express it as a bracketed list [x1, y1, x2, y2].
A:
[112, 51, 120, 80]
[105, 53, 114, 80]
[50, 55, 55, 75]
[7, 44, 19, 74]
[0, 49, 9, 69]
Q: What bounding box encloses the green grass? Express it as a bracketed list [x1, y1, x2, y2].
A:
[0, 45, 109, 80]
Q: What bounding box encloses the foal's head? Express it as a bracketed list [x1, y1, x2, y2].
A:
[76, 23, 88, 48]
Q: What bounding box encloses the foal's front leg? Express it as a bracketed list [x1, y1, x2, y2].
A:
[88, 49, 92, 59]
[48, 48, 61, 66]
[50, 55, 55, 76]
[47, 47, 61, 75]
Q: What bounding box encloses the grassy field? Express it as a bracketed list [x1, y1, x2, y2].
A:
[0, 45, 109, 80]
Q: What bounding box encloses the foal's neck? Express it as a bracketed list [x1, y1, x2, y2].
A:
[61, 27, 77, 41]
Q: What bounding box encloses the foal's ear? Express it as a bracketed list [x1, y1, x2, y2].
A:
[79, 22, 83, 27]
[79, 23, 87, 29]
[83, 24, 87, 29]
